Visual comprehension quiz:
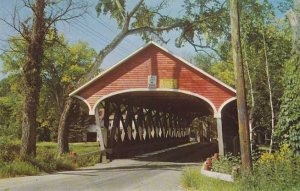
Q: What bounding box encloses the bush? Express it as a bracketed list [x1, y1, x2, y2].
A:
[236, 145, 300, 191]
[28, 150, 75, 172]
[211, 153, 241, 174]
[77, 153, 100, 167]
[0, 160, 40, 178]
[181, 145, 300, 191]
[0, 137, 20, 162]
[0, 142, 99, 178]
[55, 155, 76, 171]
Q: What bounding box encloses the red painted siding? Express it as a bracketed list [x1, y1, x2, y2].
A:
[77, 44, 235, 111]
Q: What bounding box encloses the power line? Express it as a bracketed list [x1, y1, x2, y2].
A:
[51, 6, 131, 57]
[69, 21, 127, 59]
[86, 11, 140, 47]
[72, 17, 132, 55]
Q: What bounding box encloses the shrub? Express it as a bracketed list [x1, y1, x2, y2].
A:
[0, 137, 20, 162]
[0, 160, 40, 178]
[77, 153, 100, 167]
[236, 145, 300, 191]
[27, 150, 75, 172]
[55, 155, 76, 171]
[0, 142, 100, 178]
[211, 153, 241, 174]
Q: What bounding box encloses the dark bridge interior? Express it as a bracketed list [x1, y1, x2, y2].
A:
[94, 90, 238, 160]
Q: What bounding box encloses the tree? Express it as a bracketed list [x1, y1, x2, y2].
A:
[0, 75, 23, 138]
[230, 0, 252, 172]
[190, 0, 292, 152]
[0, 0, 88, 157]
[194, 53, 235, 87]
[176, 0, 230, 59]
[240, 1, 292, 150]
[17, 0, 47, 157]
[0, 35, 97, 143]
[276, 1, 300, 154]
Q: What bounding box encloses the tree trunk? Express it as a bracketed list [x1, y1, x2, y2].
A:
[230, 0, 252, 173]
[20, 0, 46, 158]
[262, 27, 275, 153]
[57, 97, 74, 155]
[244, 48, 255, 152]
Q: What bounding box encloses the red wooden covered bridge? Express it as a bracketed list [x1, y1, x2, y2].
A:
[70, 42, 238, 160]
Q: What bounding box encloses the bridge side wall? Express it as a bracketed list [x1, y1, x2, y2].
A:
[77, 45, 235, 111]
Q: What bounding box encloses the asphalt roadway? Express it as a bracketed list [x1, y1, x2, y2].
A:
[0, 142, 217, 191]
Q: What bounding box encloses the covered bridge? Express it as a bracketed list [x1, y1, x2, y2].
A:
[70, 42, 238, 160]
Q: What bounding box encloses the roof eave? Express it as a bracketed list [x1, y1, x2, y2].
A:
[69, 41, 236, 96]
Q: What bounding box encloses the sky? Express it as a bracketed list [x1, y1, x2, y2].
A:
[0, 0, 196, 80]
[0, 0, 286, 80]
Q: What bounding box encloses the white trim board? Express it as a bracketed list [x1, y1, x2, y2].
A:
[218, 97, 237, 116]
[89, 88, 218, 116]
[69, 41, 236, 96]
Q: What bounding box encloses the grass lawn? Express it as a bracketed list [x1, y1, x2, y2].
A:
[181, 167, 237, 191]
[0, 141, 101, 178]
[37, 142, 100, 154]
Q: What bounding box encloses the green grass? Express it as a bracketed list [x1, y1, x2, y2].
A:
[182, 157, 300, 191]
[37, 142, 100, 154]
[0, 161, 40, 178]
[0, 141, 101, 178]
[181, 167, 237, 191]
[37, 142, 101, 168]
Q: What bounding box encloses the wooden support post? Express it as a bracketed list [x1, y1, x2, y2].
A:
[95, 107, 107, 163]
[145, 110, 152, 140]
[162, 113, 167, 138]
[169, 113, 174, 138]
[216, 117, 224, 155]
[122, 104, 133, 142]
[110, 103, 121, 148]
[174, 114, 178, 138]
[136, 108, 144, 141]
[179, 117, 183, 138]
[155, 111, 161, 138]
[166, 113, 170, 138]
[104, 100, 110, 148]
[132, 107, 140, 142]
[132, 116, 139, 142]
[183, 117, 187, 137]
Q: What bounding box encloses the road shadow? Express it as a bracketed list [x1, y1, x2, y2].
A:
[134, 142, 218, 163]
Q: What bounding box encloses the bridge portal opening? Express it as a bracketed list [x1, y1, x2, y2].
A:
[93, 90, 216, 159]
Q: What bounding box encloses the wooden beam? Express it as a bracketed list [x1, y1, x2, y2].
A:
[95, 107, 107, 163]
[110, 103, 121, 148]
[104, 100, 110, 147]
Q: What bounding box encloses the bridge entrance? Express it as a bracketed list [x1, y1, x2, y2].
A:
[70, 42, 238, 161]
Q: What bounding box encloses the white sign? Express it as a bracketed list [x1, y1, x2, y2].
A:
[148, 75, 157, 89]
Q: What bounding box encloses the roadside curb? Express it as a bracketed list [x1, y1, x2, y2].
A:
[200, 164, 234, 182]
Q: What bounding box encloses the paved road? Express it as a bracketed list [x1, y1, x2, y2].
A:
[0, 142, 217, 191]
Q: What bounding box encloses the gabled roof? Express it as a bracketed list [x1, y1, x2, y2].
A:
[69, 41, 236, 96]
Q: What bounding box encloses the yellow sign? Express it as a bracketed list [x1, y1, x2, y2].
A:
[160, 79, 178, 89]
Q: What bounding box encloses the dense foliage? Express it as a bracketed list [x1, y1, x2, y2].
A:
[193, 0, 294, 149]
[0, 140, 100, 178]
[275, 2, 300, 153]
[0, 36, 95, 142]
[182, 145, 300, 191]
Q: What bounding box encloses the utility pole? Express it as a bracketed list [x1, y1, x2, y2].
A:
[230, 0, 252, 173]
